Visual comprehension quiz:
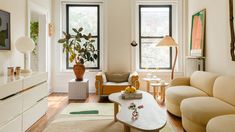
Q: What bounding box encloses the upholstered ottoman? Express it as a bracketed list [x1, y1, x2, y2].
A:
[206, 115, 235, 132]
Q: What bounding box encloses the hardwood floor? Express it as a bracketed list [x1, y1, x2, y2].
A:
[27, 93, 184, 132]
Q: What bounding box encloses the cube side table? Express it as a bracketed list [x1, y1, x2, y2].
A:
[68, 79, 89, 100]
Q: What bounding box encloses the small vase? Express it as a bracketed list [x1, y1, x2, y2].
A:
[73, 63, 85, 81]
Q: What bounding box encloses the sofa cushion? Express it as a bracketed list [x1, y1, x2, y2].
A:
[165, 86, 208, 117]
[105, 72, 130, 83]
[103, 82, 129, 86]
[166, 86, 208, 106]
[181, 97, 235, 126]
[190, 71, 219, 96]
[213, 76, 235, 107]
[206, 114, 235, 132]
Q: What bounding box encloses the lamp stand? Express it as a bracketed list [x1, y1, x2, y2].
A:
[21, 53, 32, 73]
[171, 47, 178, 80]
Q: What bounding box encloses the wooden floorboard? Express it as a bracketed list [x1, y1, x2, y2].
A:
[27, 93, 184, 132]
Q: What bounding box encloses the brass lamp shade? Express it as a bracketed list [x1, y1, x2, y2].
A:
[156, 35, 179, 80]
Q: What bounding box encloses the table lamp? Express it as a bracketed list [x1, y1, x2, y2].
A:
[156, 35, 178, 80]
[15, 36, 35, 73]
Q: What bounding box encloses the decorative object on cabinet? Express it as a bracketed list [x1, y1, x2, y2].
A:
[0, 10, 11, 50]
[15, 36, 35, 73]
[156, 35, 178, 80]
[229, 0, 235, 61]
[58, 27, 98, 81]
[190, 9, 206, 57]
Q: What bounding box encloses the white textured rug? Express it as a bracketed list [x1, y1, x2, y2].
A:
[44, 103, 173, 132]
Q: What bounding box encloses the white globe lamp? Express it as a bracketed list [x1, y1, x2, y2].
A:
[15, 36, 35, 73]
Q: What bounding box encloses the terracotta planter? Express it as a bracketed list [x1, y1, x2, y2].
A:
[73, 63, 85, 81]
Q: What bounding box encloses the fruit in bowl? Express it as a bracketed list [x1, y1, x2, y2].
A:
[125, 86, 137, 94]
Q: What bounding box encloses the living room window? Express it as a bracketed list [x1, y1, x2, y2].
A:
[139, 5, 172, 69]
[66, 5, 100, 69]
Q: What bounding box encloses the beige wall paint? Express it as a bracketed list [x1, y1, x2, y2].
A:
[0, 0, 27, 75]
[107, 0, 132, 72]
[188, 0, 235, 76]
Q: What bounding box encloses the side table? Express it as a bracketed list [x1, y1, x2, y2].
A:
[142, 77, 161, 93]
[68, 79, 89, 100]
[151, 82, 169, 104]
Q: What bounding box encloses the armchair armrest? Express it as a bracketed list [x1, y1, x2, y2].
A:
[95, 72, 104, 95]
[170, 77, 190, 87]
[129, 72, 140, 89]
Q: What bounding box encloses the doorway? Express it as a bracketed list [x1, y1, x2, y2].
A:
[28, 0, 48, 72]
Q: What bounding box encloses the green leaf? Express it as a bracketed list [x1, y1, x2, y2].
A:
[78, 27, 83, 32]
[72, 28, 79, 33]
[62, 31, 67, 36]
[58, 39, 66, 43]
[80, 58, 84, 64]
[93, 54, 98, 59]
[90, 39, 95, 43]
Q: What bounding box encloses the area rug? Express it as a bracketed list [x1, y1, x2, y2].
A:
[43, 103, 174, 132]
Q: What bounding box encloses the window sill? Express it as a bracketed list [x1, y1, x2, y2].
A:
[59, 69, 102, 73]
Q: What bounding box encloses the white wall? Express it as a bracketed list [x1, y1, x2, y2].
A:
[106, 0, 132, 72]
[188, 0, 235, 76]
[0, 0, 26, 75]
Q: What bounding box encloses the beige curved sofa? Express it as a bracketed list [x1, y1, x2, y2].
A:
[181, 76, 235, 132]
[165, 71, 219, 117]
[206, 114, 235, 132]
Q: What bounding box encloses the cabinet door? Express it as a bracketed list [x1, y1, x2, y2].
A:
[0, 115, 22, 132]
[23, 98, 47, 131]
[0, 79, 22, 99]
[22, 82, 48, 111]
[0, 94, 22, 127]
[23, 72, 47, 89]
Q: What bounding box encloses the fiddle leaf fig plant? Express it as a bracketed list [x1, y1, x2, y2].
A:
[58, 27, 98, 65]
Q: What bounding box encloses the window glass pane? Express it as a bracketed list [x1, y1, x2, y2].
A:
[68, 38, 99, 68]
[68, 6, 98, 35]
[141, 38, 170, 68]
[141, 7, 169, 37]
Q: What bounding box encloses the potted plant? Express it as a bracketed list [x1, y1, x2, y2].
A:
[58, 27, 98, 81]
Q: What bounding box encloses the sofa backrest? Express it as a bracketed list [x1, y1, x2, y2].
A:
[190, 71, 219, 96]
[213, 76, 235, 106]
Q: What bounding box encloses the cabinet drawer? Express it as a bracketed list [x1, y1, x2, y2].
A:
[0, 94, 22, 127]
[23, 82, 48, 111]
[0, 79, 22, 99]
[23, 72, 47, 89]
[0, 115, 22, 132]
[23, 98, 47, 131]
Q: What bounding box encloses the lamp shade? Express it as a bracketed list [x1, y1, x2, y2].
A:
[156, 35, 178, 47]
[15, 36, 35, 53]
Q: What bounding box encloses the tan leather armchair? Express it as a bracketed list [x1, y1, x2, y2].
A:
[95, 72, 140, 96]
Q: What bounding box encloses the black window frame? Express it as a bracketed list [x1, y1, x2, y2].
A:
[139, 5, 172, 69]
[66, 4, 100, 69]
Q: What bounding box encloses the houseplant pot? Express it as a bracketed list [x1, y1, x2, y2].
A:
[73, 63, 85, 81]
[58, 27, 98, 81]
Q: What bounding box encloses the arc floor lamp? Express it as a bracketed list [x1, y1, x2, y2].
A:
[156, 35, 178, 80]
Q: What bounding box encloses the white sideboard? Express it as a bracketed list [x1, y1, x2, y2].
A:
[0, 72, 48, 132]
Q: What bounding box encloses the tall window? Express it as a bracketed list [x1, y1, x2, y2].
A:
[139, 5, 172, 69]
[66, 5, 100, 69]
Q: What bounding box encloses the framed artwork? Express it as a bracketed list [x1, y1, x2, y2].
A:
[0, 10, 11, 50]
[190, 9, 206, 57]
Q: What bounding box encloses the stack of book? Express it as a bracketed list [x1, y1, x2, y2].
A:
[121, 91, 142, 100]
